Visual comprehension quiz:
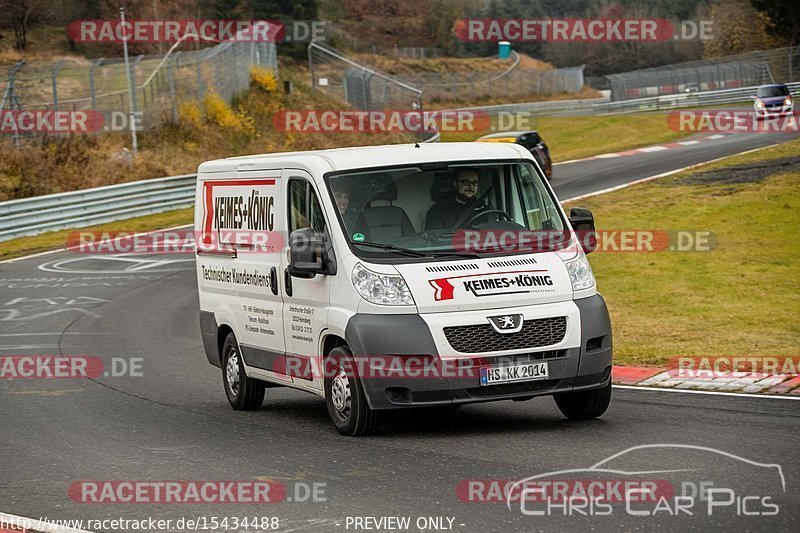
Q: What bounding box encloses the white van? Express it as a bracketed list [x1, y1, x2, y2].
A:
[195, 143, 612, 436]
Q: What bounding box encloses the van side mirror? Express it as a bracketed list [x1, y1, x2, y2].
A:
[288, 228, 331, 278]
[568, 207, 597, 254]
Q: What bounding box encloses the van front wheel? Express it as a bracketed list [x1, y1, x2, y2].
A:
[554, 382, 611, 420]
[324, 346, 380, 436]
[221, 332, 265, 410]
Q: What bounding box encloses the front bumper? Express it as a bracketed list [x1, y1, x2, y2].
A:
[755, 104, 794, 117]
[344, 294, 613, 410]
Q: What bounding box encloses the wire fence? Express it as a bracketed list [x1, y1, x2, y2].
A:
[0, 38, 278, 142]
[309, 40, 584, 111]
[308, 41, 423, 111]
[607, 46, 800, 101]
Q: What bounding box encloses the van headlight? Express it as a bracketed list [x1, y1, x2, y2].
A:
[352, 263, 415, 306]
[785, 96, 793, 106]
[755, 99, 765, 109]
[565, 249, 596, 291]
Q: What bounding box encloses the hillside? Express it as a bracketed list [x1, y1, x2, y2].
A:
[0, 62, 413, 201]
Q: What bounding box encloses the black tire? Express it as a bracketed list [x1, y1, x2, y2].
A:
[324, 346, 381, 436]
[554, 382, 611, 420]
[221, 332, 265, 410]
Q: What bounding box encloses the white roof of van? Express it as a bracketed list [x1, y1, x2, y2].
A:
[198, 142, 532, 175]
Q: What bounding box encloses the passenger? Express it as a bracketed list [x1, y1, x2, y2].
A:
[334, 189, 369, 240]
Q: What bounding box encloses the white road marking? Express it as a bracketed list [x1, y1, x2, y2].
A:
[614, 384, 800, 400]
[678, 140, 700, 145]
[36, 255, 193, 274]
[637, 145, 668, 152]
[554, 157, 586, 165]
[708, 134, 725, 139]
[0, 333, 107, 336]
[0, 308, 102, 321]
[0, 224, 193, 265]
[595, 153, 621, 158]
[0, 344, 67, 349]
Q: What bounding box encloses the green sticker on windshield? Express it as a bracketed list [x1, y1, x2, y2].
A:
[352, 232, 365, 242]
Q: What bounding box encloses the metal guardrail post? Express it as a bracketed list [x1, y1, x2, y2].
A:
[196, 52, 204, 99]
[308, 43, 316, 94]
[214, 52, 223, 96]
[1, 61, 26, 147]
[89, 58, 105, 114]
[51, 60, 65, 135]
[168, 52, 180, 122]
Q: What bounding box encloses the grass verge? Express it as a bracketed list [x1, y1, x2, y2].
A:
[441, 112, 693, 162]
[0, 208, 193, 262]
[564, 138, 800, 366]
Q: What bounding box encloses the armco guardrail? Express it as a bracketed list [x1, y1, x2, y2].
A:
[593, 82, 800, 114]
[0, 174, 197, 242]
[445, 97, 608, 117]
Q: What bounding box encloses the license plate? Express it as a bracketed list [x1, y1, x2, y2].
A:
[480, 362, 549, 386]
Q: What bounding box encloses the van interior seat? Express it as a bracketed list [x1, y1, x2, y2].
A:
[362, 175, 415, 242]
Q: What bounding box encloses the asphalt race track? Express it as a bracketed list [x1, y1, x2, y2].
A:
[552, 129, 798, 199]
[1, 129, 798, 532]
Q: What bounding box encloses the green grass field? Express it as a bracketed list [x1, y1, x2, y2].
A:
[441, 112, 694, 162]
[565, 139, 800, 366]
[0, 208, 193, 261]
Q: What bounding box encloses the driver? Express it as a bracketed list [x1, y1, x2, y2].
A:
[425, 168, 489, 230]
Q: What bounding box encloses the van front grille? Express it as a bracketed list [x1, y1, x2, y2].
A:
[443, 316, 567, 354]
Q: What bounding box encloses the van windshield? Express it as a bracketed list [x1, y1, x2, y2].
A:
[326, 160, 567, 259]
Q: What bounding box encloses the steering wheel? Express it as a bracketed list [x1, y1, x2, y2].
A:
[463, 209, 513, 228]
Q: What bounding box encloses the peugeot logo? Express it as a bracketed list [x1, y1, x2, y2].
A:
[487, 314, 524, 334]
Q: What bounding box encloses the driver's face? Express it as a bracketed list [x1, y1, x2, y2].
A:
[334, 191, 349, 212]
[454, 171, 479, 202]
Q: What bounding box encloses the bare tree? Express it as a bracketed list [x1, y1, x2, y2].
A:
[1, 0, 35, 50]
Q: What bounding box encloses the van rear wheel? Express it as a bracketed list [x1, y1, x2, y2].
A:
[554, 382, 611, 420]
[221, 332, 265, 410]
[324, 346, 380, 436]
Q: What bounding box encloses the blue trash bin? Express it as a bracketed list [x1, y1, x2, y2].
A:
[498, 41, 511, 59]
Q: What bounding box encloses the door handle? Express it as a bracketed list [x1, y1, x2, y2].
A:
[270, 267, 278, 295]
[284, 268, 293, 297]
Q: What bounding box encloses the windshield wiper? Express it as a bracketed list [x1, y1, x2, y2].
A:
[350, 240, 428, 257]
[430, 251, 481, 259]
[350, 240, 482, 259]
